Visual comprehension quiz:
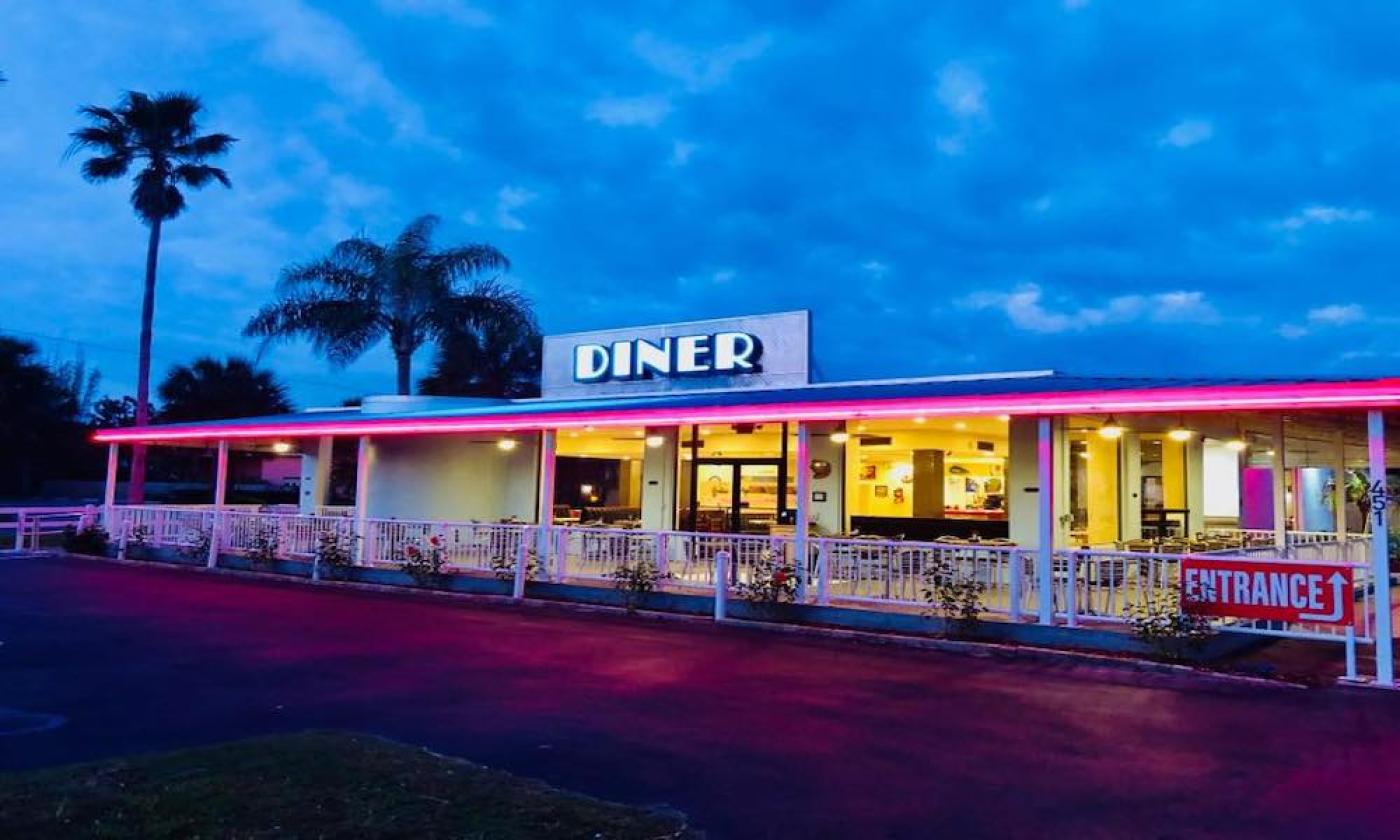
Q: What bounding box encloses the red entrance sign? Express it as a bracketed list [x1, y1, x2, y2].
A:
[1180, 558, 1354, 625]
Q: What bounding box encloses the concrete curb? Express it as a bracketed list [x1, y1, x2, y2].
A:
[44, 550, 1316, 691]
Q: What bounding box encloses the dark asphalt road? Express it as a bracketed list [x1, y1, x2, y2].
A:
[2, 554, 1398, 838]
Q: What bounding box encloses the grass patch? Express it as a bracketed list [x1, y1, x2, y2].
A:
[0, 731, 693, 839]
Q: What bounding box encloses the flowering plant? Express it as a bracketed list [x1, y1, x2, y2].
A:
[734, 551, 798, 607]
[399, 534, 447, 585]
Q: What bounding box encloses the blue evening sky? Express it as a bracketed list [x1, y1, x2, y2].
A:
[2, 1, 1398, 407]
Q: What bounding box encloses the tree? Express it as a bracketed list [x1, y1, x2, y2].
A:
[157, 357, 292, 423]
[0, 338, 93, 496]
[92, 396, 140, 429]
[244, 214, 525, 395]
[68, 91, 235, 503]
[419, 315, 542, 398]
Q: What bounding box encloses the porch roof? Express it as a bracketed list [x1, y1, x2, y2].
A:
[92, 371, 1400, 443]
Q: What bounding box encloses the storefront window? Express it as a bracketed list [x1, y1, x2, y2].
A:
[554, 426, 645, 526]
[844, 417, 1009, 539]
[677, 423, 793, 534]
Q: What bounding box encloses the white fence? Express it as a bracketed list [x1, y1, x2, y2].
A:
[91, 506, 1383, 649]
[0, 506, 95, 550]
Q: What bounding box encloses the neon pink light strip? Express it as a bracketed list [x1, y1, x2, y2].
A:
[91, 379, 1400, 443]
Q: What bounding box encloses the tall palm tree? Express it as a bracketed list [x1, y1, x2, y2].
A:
[245, 215, 524, 395]
[68, 91, 235, 503]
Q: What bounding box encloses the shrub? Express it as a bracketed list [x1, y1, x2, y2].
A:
[398, 535, 447, 586]
[1125, 585, 1215, 661]
[125, 524, 152, 560]
[62, 524, 109, 556]
[605, 558, 666, 613]
[178, 527, 211, 562]
[490, 544, 541, 582]
[921, 555, 986, 637]
[247, 526, 280, 567]
[314, 530, 357, 578]
[734, 551, 798, 609]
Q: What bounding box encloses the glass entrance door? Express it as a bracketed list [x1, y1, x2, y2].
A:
[690, 460, 786, 534]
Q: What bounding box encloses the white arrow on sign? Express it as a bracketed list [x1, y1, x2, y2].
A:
[1298, 571, 1349, 623]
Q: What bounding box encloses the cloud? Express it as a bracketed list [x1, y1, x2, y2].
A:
[1278, 205, 1373, 231]
[241, 0, 456, 153]
[376, 0, 493, 27]
[1159, 118, 1213, 148]
[960, 285, 1219, 334]
[586, 94, 672, 128]
[1308, 304, 1365, 326]
[633, 31, 773, 93]
[495, 185, 538, 231]
[936, 62, 988, 119]
[669, 139, 699, 166]
[933, 62, 988, 155]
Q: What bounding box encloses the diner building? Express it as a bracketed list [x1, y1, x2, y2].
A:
[92, 311, 1398, 685]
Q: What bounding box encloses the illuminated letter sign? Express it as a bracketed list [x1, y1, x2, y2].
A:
[572, 332, 764, 383]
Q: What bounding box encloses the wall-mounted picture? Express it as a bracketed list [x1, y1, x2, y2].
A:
[860, 464, 878, 480]
[873, 485, 889, 497]
[893, 487, 905, 504]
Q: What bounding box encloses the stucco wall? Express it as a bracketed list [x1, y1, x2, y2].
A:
[365, 434, 541, 522]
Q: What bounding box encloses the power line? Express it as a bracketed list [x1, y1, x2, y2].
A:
[0, 324, 375, 403]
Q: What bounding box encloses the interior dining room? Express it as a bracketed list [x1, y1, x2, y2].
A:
[552, 424, 648, 526]
[843, 415, 1011, 541]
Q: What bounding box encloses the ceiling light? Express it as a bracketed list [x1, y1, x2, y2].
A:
[497, 438, 518, 451]
[270, 441, 293, 454]
[830, 431, 850, 444]
[913, 416, 927, 424]
[996, 414, 1011, 422]
[645, 434, 665, 448]
[1097, 416, 1125, 440]
[954, 421, 968, 431]
[1225, 438, 1248, 452]
[1167, 427, 1193, 442]
[856, 423, 868, 432]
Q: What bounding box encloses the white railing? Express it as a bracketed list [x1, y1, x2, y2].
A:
[816, 537, 1030, 618]
[221, 510, 351, 559]
[0, 506, 95, 550]
[1052, 549, 1374, 643]
[364, 518, 533, 574]
[78, 506, 1387, 647]
[112, 504, 215, 548]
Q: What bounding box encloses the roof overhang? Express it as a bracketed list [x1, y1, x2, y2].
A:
[91, 377, 1400, 444]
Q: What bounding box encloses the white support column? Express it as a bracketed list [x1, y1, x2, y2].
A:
[1366, 410, 1393, 686]
[1333, 428, 1348, 543]
[209, 440, 229, 568]
[536, 430, 557, 575]
[1036, 417, 1055, 625]
[103, 443, 119, 530]
[299, 436, 334, 515]
[1271, 416, 1287, 552]
[794, 423, 811, 603]
[353, 435, 373, 566]
[213, 440, 229, 507]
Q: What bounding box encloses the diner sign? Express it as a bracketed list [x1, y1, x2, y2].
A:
[1179, 557, 1354, 625]
[541, 311, 810, 399]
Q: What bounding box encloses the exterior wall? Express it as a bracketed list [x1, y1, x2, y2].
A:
[1007, 417, 1068, 548]
[640, 427, 678, 531]
[807, 421, 845, 534]
[365, 433, 541, 522]
[1119, 433, 1143, 541]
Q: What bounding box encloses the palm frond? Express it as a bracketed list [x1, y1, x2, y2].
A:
[434, 243, 511, 282]
[172, 132, 237, 161]
[243, 295, 382, 367]
[173, 163, 231, 189]
[277, 255, 378, 300]
[80, 153, 132, 182]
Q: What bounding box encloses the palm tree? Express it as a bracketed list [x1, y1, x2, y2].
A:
[68, 91, 235, 503]
[419, 316, 542, 398]
[157, 357, 292, 423]
[244, 215, 525, 395]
